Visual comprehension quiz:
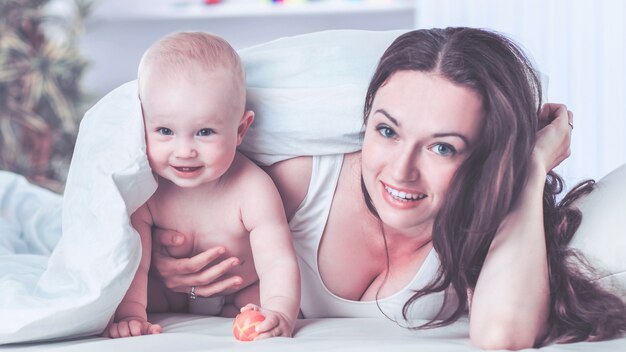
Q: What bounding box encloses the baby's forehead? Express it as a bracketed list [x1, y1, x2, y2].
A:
[143, 62, 244, 98]
[148, 58, 236, 79]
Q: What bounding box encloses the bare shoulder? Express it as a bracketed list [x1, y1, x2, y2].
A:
[131, 202, 153, 227]
[230, 153, 290, 230]
[263, 156, 313, 221]
[227, 152, 277, 192]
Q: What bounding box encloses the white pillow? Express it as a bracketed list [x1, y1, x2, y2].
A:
[238, 29, 406, 165]
[569, 163, 626, 301]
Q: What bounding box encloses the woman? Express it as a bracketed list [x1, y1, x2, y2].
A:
[151, 28, 626, 348]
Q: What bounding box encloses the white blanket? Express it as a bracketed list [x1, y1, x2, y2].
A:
[0, 171, 64, 338]
[0, 29, 403, 345]
[0, 81, 156, 344]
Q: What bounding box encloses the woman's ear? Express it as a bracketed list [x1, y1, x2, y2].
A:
[236, 110, 255, 146]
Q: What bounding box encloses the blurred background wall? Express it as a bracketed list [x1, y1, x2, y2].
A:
[2, 0, 624, 189]
[79, 0, 415, 98]
[415, 0, 626, 189]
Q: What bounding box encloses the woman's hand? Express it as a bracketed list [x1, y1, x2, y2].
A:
[533, 103, 574, 173]
[151, 229, 243, 297]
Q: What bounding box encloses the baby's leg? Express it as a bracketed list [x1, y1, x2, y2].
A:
[221, 281, 260, 317]
[147, 273, 188, 313]
[189, 295, 225, 316]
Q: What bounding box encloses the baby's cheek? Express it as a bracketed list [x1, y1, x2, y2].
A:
[146, 144, 170, 166]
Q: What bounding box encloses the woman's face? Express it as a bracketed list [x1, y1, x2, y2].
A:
[361, 70, 483, 234]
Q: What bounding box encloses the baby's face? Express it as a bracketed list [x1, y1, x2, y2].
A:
[140, 69, 244, 188]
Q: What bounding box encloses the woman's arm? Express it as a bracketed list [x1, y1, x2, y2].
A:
[149, 156, 312, 296]
[151, 230, 244, 297]
[469, 104, 573, 350]
[263, 156, 312, 221]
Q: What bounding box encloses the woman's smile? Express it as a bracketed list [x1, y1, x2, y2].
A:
[381, 182, 427, 209]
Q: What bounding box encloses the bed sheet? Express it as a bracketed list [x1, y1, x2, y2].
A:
[3, 314, 625, 352]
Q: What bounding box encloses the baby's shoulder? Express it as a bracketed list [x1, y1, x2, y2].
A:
[225, 152, 277, 196]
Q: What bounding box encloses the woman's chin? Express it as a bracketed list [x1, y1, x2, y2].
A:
[376, 210, 434, 235]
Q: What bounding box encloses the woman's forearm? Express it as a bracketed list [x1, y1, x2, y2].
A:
[469, 164, 550, 350]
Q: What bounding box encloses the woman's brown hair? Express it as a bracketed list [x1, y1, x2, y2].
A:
[362, 27, 626, 345]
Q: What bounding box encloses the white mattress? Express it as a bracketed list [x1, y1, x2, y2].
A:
[4, 314, 625, 352]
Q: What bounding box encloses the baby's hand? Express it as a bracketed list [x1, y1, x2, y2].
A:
[240, 304, 294, 340]
[103, 317, 162, 338]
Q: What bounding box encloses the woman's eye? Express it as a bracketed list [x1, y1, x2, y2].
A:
[432, 143, 456, 156]
[157, 127, 173, 135]
[376, 125, 396, 139]
[197, 128, 214, 136]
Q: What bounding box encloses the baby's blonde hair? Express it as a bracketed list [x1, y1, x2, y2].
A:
[138, 32, 245, 105]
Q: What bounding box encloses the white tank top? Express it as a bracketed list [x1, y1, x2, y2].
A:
[289, 154, 458, 321]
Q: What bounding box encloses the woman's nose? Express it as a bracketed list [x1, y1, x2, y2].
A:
[391, 148, 420, 182]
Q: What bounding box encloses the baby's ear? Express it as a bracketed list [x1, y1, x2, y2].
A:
[236, 110, 255, 146]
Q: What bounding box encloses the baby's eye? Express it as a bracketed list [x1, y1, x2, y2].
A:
[376, 124, 396, 139]
[432, 143, 456, 156]
[197, 128, 214, 136]
[157, 127, 173, 135]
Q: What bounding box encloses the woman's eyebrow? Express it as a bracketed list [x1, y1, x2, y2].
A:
[375, 109, 399, 126]
[375, 108, 471, 146]
[433, 133, 470, 146]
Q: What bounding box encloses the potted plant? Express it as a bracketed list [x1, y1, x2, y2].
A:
[0, 0, 93, 192]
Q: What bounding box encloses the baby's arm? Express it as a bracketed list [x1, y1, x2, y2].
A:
[240, 170, 300, 339]
[104, 204, 162, 338]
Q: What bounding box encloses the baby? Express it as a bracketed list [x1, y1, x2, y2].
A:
[104, 32, 300, 339]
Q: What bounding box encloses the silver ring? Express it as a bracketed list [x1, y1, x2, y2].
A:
[189, 286, 197, 300]
[568, 121, 574, 129]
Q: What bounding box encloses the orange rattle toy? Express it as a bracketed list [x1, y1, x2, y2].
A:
[233, 310, 265, 341]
